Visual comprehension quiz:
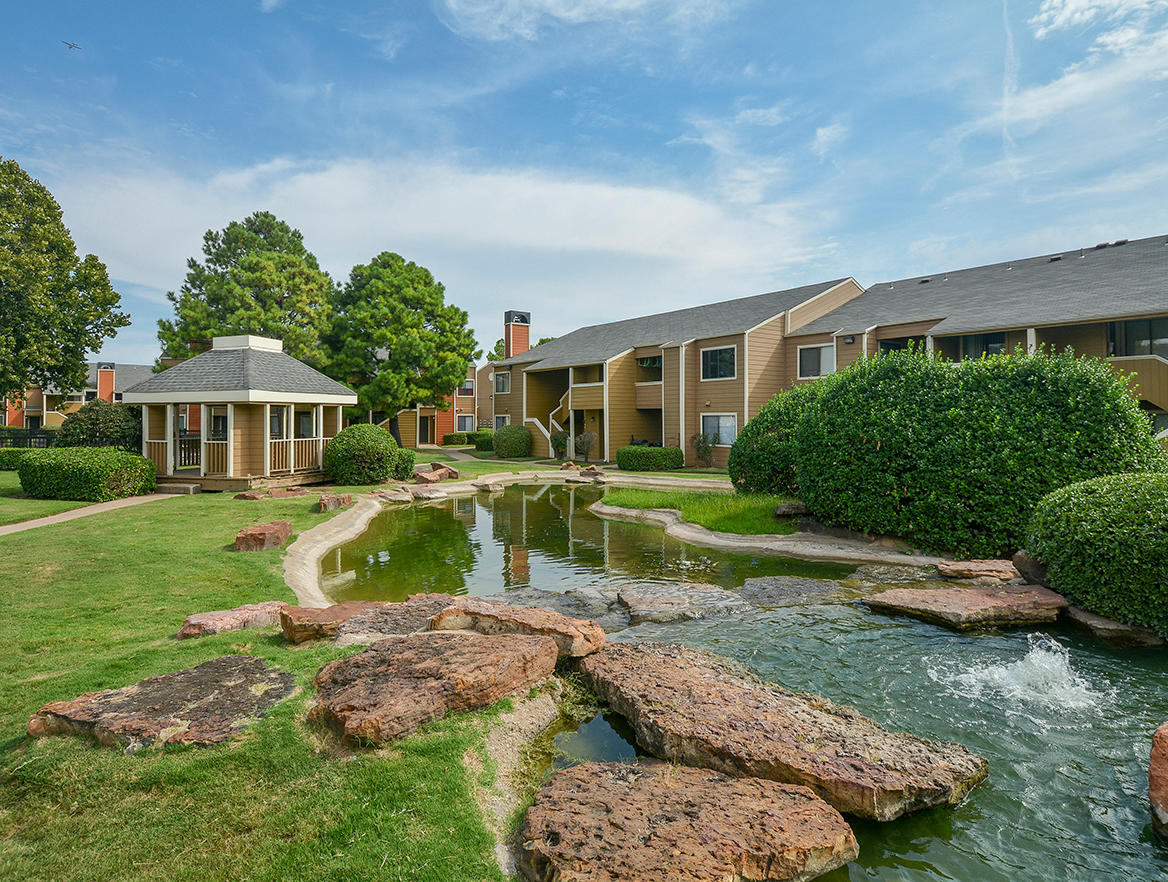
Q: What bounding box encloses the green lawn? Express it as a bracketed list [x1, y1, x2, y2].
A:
[0, 490, 509, 882]
[0, 470, 92, 526]
[602, 487, 798, 535]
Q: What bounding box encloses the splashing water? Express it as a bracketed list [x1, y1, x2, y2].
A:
[930, 633, 1107, 712]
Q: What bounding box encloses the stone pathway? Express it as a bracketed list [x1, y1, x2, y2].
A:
[863, 584, 1067, 629]
[0, 492, 176, 537]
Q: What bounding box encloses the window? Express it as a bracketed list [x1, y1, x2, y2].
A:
[295, 410, 314, 439]
[210, 413, 227, 441]
[637, 355, 662, 369]
[1112, 318, 1168, 358]
[269, 408, 285, 439]
[700, 413, 737, 446]
[84, 390, 97, 402]
[700, 346, 736, 380]
[494, 372, 511, 394]
[457, 378, 475, 397]
[798, 344, 836, 379]
[457, 414, 474, 432]
[494, 414, 510, 429]
[960, 332, 1006, 359]
[66, 393, 84, 403]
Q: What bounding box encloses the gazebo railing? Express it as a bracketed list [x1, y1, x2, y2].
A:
[203, 440, 228, 475]
[270, 436, 324, 474]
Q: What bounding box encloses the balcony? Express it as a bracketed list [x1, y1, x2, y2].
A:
[1111, 355, 1168, 411]
[571, 383, 604, 409]
[635, 381, 662, 409]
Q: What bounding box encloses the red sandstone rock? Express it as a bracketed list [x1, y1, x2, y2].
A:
[576, 642, 987, 821]
[411, 485, 447, 500]
[518, 761, 858, 882]
[373, 487, 413, 503]
[310, 631, 558, 743]
[430, 462, 460, 480]
[935, 559, 1020, 582]
[429, 596, 605, 658]
[1150, 723, 1168, 843]
[318, 493, 353, 512]
[280, 600, 393, 643]
[27, 656, 294, 751]
[1066, 606, 1165, 647]
[414, 469, 445, 485]
[863, 584, 1067, 629]
[334, 594, 457, 647]
[268, 487, 310, 498]
[233, 490, 266, 500]
[560, 461, 579, 470]
[177, 601, 288, 639]
[234, 520, 292, 551]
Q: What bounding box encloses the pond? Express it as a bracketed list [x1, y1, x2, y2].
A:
[322, 484, 1168, 881]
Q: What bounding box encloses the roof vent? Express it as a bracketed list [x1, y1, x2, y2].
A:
[1079, 248, 1085, 258]
[919, 278, 930, 284]
[1095, 242, 1108, 249]
[1006, 264, 1012, 270]
[1112, 238, 1128, 246]
[1048, 255, 1062, 262]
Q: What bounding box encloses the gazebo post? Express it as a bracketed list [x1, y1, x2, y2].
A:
[315, 404, 324, 468]
[199, 404, 207, 477]
[263, 404, 271, 477]
[226, 403, 235, 477]
[165, 404, 175, 477]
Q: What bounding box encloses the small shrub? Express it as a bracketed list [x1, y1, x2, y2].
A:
[616, 445, 684, 471]
[0, 448, 30, 470]
[56, 399, 142, 451]
[795, 348, 1168, 557]
[574, 431, 598, 462]
[18, 447, 156, 501]
[474, 431, 495, 452]
[550, 430, 569, 458]
[729, 382, 822, 496]
[494, 423, 533, 459]
[690, 432, 717, 468]
[1028, 473, 1168, 637]
[442, 432, 469, 446]
[323, 423, 398, 485]
[390, 447, 416, 482]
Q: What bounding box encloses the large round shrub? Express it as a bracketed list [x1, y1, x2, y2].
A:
[1028, 473, 1168, 637]
[0, 448, 30, 470]
[18, 447, 155, 501]
[729, 382, 823, 496]
[323, 424, 398, 484]
[794, 348, 1167, 557]
[616, 445, 684, 471]
[493, 423, 532, 459]
[56, 399, 142, 451]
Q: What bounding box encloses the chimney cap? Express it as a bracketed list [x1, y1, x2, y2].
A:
[504, 310, 530, 325]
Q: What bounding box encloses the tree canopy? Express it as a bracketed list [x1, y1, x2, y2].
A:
[486, 335, 554, 361]
[325, 252, 479, 443]
[157, 211, 334, 365]
[0, 157, 128, 403]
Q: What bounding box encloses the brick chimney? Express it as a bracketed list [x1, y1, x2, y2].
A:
[96, 363, 115, 402]
[504, 310, 531, 359]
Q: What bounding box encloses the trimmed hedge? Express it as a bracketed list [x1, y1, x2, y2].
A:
[323, 424, 398, 485]
[18, 447, 156, 502]
[390, 447, 416, 482]
[56, 399, 142, 451]
[616, 445, 684, 471]
[474, 432, 494, 452]
[493, 423, 532, 459]
[442, 432, 469, 446]
[1028, 473, 1168, 637]
[729, 382, 822, 496]
[794, 348, 1167, 557]
[0, 448, 31, 470]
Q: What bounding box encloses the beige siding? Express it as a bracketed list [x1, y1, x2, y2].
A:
[1038, 322, 1109, 357]
[834, 336, 866, 373]
[745, 313, 785, 419]
[476, 364, 493, 427]
[634, 383, 663, 409]
[686, 333, 745, 467]
[525, 369, 570, 456]
[872, 320, 941, 353]
[606, 351, 661, 456]
[786, 279, 864, 333]
[146, 405, 166, 440]
[661, 346, 681, 448]
[231, 404, 264, 477]
[492, 367, 520, 426]
[393, 409, 418, 448]
[323, 406, 340, 439]
[570, 384, 603, 409]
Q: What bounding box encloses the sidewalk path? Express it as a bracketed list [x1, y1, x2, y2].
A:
[415, 444, 479, 462]
[0, 493, 177, 537]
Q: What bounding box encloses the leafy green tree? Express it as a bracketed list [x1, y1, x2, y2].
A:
[0, 157, 128, 403]
[486, 335, 554, 361]
[157, 211, 334, 365]
[325, 252, 480, 446]
[56, 399, 142, 451]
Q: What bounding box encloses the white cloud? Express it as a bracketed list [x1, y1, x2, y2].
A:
[436, 0, 732, 41]
[812, 123, 848, 158]
[1029, 0, 1168, 38]
[260, 0, 285, 12]
[734, 103, 786, 126]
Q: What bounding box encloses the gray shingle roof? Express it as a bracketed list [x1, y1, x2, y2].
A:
[790, 234, 1168, 338]
[494, 279, 851, 370]
[43, 362, 155, 395]
[123, 348, 355, 397]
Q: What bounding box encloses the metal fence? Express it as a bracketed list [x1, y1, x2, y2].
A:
[0, 430, 57, 449]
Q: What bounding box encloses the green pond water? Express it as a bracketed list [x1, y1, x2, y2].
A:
[321, 485, 1168, 881]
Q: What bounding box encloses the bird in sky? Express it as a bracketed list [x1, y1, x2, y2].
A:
[61, 40, 82, 50]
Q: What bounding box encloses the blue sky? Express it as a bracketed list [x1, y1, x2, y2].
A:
[4, 0, 1168, 364]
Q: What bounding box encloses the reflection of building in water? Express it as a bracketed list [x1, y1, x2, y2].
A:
[453, 496, 476, 525]
[504, 544, 530, 586]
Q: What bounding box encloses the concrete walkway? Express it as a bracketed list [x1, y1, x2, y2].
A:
[416, 444, 479, 462]
[0, 492, 178, 537]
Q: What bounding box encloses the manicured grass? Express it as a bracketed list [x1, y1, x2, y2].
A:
[0, 470, 92, 526]
[0, 491, 508, 881]
[602, 487, 798, 535]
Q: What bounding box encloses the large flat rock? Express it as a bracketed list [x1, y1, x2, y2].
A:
[333, 593, 456, 648]
[281, 600, 393, 643]
[27, 656, 295, 751]
[576, 642, 987, 821]
[310, 632, 558, 744]
[617, 582, 749, 625]
[1066, 606, 1164, 647]
[738, 576, 845, 606]
[1150, 722, 1168, 843]
[518, 761, 857, 882]
[177, 601, 288, 639]
[429, 596, 605, 658]
[935, 559, 1020, 582]
[481, 586, 630, 634]
[863, 585, 1067, 630]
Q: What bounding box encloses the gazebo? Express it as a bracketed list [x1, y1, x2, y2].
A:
[123, 335, 357, 490]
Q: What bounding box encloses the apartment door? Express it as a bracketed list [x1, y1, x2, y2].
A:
[26, 416, 41, 432]
[419, 416, 431, 444]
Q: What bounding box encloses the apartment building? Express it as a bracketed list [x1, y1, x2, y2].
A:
[4, 361, 154, 430]
[478, 233, 1168, 464]
[382, 366, 479, 446]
